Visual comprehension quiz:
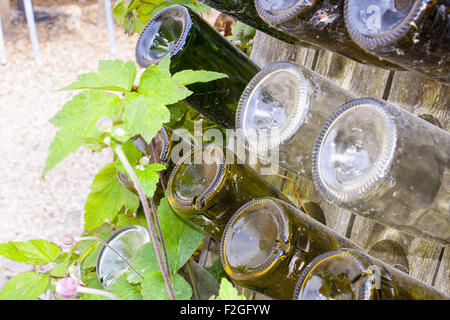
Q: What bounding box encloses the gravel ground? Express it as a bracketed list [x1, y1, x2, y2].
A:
[0, 0, 140, 289]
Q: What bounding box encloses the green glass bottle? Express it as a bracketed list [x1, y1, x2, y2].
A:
[135, 5, 260, 128]
[344, 0, 449, 83]
[167, 144, 294, 241]
[198, 0, 307, 45]
[253, 0, 402, 69]
[293, 248, 448, 300]
[220, 197, 358, 299]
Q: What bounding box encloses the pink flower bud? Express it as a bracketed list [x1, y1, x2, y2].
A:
[61, 233, 75, 246]
[56, 277, 78, 299]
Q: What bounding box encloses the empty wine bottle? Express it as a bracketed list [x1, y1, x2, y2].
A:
[167, 144, 293, 241]
[253, 0, 402, 69]
[198, 0, 307, 45]
[220, 197, 358, 299]
[293, 248, 448, 300]
[135, 5, 260, 128]
[344, 0, 450, 83]
[312, 98, 450, 245]
[96, 225, 150, 287]
[236, 61, 355, 179]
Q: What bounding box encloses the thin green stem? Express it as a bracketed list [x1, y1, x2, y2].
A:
[115, 144, 176, 300]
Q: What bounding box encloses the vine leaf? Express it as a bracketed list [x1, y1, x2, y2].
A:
[209, 278, 246, 300]
[141, 272, 192, 300]
[60, 60, 137, 93]
[107, 274, 143, 300]
[121, 93, 170, 146]
[0, 239, 61, 265]
[138, 58, 193, 106]
[84, 163, 139, 231]
[0, 272, 50, 300]
[135, 163, 167, 198]
[43, 90, 122, 177]
[130, 197, 204, 277]
[172, 70, 228, 85]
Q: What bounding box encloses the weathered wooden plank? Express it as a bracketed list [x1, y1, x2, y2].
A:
[434, 247, 449, 295]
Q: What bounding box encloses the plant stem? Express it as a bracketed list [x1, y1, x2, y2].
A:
[77, 236, 143, 279]
[115, 145, 176, 300]
[77, 286, 120, 300]
[149, 136, 170, 274]
[150, 138, 167, 192]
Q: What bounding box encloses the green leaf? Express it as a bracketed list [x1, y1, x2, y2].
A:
[114, 139, 144, 173]
[131, 197, 203, 276]
[0, 272, 50, 300]
[205, 259, 229, 283]
[141, 272, 192, 300]
[43, 90, 122, 177]
[113, 0, 147, 34]
[172, 70, 228, 85]
[0, 240, 61, 265]
[138, 56, 193, 106]
[116, 214, 147, 230]
[209, 278, 246, 300]
[60, 60, 137, 92]
[84, 163, 140, 230]
[122, 93, 170, 143]
[81, 272, 109, 300]
[107, 274, 142, 300]
[135, 163, 166, 198]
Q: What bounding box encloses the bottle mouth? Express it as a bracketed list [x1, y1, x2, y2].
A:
[167, 144, 226, 212]
[344, 0, 423, 49]
[312, 98, 397, 204]
[136, 5, 192, 68]
[97, 225, 150, 288]
[293, 249, 375, 300]
[221, 198, 291, 281]
[236, 61, 310, 156]
[116, 127, 172, 190]
[254, 0, 315, 25]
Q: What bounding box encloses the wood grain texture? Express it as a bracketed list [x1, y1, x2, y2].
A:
[249, 30, 449, 297]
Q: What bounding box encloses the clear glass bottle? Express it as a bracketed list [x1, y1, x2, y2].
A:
[236, 61, 355, 179]
[220, 197, 358, 299]
[135, 4, 260, 128]
[96, 225, 150, 287]
[167, 144, 293, 241]
[312, 97, 450, 245]
[344, 0, 449, 83]
[293, 248, 448, 300]
[253, 0, 402, 70]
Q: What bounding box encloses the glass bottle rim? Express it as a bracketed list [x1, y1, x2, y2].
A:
[96, 225, 150, 287]
[312, 98, 398, 204]
[135, 5, 192, 68]
[220, 198, 291, 281]
[293, 248, 374, 300]
[344, 0, 424, 50]
[254, 0, 316, 25]
[167, 144, 227, 212]
[235, 61, 310, 155]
